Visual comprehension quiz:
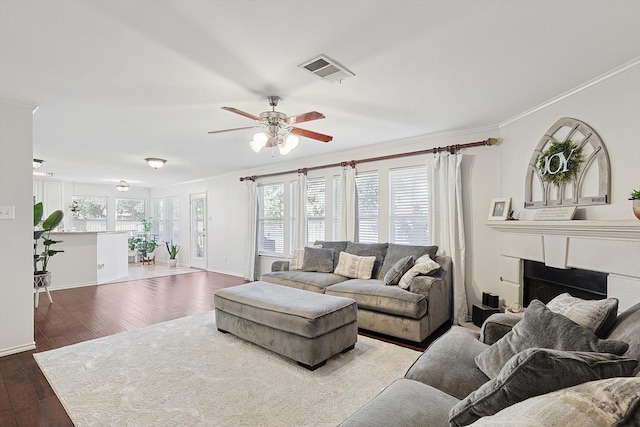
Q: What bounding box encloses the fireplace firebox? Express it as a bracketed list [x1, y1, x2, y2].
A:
[523, 260, 608, 306]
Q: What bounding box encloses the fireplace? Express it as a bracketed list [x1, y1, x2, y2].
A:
[523, 260, 608, 306]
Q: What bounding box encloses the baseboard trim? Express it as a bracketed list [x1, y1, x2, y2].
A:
[0, 341, 36, 357]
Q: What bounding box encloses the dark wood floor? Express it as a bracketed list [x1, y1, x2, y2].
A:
[0, 271, 448, 426]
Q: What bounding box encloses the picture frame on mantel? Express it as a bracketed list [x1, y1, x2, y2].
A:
[488, 198, 511, 221]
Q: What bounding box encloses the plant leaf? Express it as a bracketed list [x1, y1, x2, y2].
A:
[34, 202, 43, 226]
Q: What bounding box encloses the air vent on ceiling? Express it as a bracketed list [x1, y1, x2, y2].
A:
[298, 54, 355, 83]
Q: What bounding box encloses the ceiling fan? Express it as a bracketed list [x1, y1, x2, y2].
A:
[208, 96, 333, 155]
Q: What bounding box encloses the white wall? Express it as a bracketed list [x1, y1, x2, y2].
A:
[472, 64, 640, 307]
[0, 100, 36, 356]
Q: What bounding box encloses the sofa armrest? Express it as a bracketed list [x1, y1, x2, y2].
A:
[271, 260, 290, 272]
[479, 313, 522, 345]
[408, 275, 442, 298]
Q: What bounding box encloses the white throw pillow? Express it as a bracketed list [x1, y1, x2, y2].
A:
[334, 251, 377, 279]
[547, 292, 618, 337]
[398, 254, 440, 290]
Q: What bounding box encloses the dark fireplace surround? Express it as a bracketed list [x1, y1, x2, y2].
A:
[523, 260, 608, 306]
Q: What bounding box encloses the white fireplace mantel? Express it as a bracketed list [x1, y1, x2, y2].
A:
[487, 220, 640, 311]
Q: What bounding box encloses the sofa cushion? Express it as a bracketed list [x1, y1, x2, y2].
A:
[383, 255, 414, 285]
[474, 300, 629, 379]
[344, 242, 388, 279]
[405, 326, 491, 400]
[314, 240, 349, 270]
[338, 378, 459, 427]
[467, 377, 640, 426]
[547, 292, 618, 337]
[450, 348, 638, 426]
[607, 301, 640, 376]
[334, 252, 377, 279]
[398, 254, 440, 290]
[326, 279, 427, 319]
[261, 271, 348, 293]
[378, 243, 438, 279]
[301, 247, 335, 273]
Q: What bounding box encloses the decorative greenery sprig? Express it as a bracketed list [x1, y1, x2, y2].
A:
[630, 187, 640, 200]
[165, 240, 180, 259]
[537, 140, 584, 186]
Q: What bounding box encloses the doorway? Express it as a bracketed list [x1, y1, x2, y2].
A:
[190, 193, 206, 269]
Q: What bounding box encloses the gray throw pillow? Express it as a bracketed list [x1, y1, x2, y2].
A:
[383, 255, 414, 285]
[547, 292, 619, 338]
[474, 300, 629, 379]
[301, 247, 335, 273]
[468, 377, 640, 427]
[450, 348, 638, 426]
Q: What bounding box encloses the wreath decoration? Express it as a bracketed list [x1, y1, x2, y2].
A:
[537, 140, 583, 186]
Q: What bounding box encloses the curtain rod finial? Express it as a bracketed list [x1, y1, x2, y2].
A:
[486, 138, 498, 146]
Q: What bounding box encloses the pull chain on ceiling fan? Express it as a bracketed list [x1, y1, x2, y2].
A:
[208, 96, 333, 155]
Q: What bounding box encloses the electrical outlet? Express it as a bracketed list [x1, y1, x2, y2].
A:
[0, 206, 16, 220]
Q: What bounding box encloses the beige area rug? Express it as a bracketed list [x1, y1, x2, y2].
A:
[34, 311, 421, 427]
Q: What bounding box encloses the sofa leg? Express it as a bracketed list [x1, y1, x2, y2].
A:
[217, 328, 228, 334]
[298, 360, 326, 371]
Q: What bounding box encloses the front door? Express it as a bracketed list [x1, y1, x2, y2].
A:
[190, 193, 206, 269]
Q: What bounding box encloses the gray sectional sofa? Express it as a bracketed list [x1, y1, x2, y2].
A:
[339, 298, 640, 426]
[261, 241, 452, 343]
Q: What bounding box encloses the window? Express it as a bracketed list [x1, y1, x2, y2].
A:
[258, 183, 284, 254]
[332, 175, 340, 240]
[70, 196, 107, 231]
[306, 177, 325, 245]
[356, 172, 379, 243]
[166, 196, 180, 245]
[115, 198, 146, 231]
[389, 166, 429, 245]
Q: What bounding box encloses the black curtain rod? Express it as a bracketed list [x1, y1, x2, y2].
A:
[239, 138, 497, 182]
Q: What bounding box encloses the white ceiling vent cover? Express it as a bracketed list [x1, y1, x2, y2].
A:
[298, 55, 355, 83]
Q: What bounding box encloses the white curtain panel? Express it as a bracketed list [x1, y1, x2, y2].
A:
[338, 166, 357, 241]
[294, 173, 308, 249]
[430, 153, 469, 324]
[244, 180, 257, 281]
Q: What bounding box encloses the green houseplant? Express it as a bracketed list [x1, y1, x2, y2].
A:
[33, 202, 64, 299]
[631, 187, 640, 220]
[165, 240, 179, 267]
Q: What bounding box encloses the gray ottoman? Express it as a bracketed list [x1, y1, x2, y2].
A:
[214, 281, 358, 370]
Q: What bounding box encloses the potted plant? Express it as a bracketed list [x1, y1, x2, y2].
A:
[33, 202, 64, 287]
[137, 234, 158, 264]
[127, 236, 141, 262]
[165, 240, 180, 267]
[631, 187, 640, 220]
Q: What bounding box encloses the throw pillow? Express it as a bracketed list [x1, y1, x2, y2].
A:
[383, 255, 414, 286]
[547, 292, 619, 337]
[334, 251, 377, 279]
[449, 348, 638, 426]
[398, 254, 440, 290]
[300, 247, 335, 273]
[289, 248, 305, 270]
[467, 377, 640, 427]
[474, 300, 629, 379]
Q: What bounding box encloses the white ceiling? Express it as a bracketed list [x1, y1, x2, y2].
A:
[1, 0, 639, 188]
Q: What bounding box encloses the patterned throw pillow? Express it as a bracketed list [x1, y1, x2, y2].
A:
[449, 348, 638, 426]
[468, 377, 640, 426]
[474, 300, 629, 379]
[547, 292, 619, 337]
[383, 256, 414, 286]
[334, 251, 377, 279]
[398, 254, 440, 290]
[289, 248, 305, 270]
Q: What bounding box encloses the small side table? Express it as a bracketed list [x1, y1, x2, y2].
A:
[472, 304, 501, 327]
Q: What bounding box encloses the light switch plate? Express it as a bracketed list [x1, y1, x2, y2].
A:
[0, 206, 16, 220]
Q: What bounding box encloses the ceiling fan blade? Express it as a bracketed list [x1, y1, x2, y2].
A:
[290, 127, 333, 143]
[221, 106, 262, 121]
[207, 126, 258, 134]
[283, 111, 325, 125]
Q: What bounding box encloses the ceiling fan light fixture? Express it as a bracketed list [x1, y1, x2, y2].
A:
[249, 132, 268, 153]
[33, 158, 44, 169]
[285, 134, 299, 150]
[116, 180, 130, 192]
[145, 158, 166, 169]
[278, 134, 299, 155]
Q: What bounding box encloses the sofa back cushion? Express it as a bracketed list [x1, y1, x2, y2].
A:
[314, 241, 349, 270]
[607, 301, 640, 375]
[344, 242, 388, 279]
[379, 243, 438, 279]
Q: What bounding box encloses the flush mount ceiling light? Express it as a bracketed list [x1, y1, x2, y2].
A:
[33, 159, 44, 169]
[145, 158, 166, 169]
[208, 96, 332, 156]
[116, 180, 130, 192]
